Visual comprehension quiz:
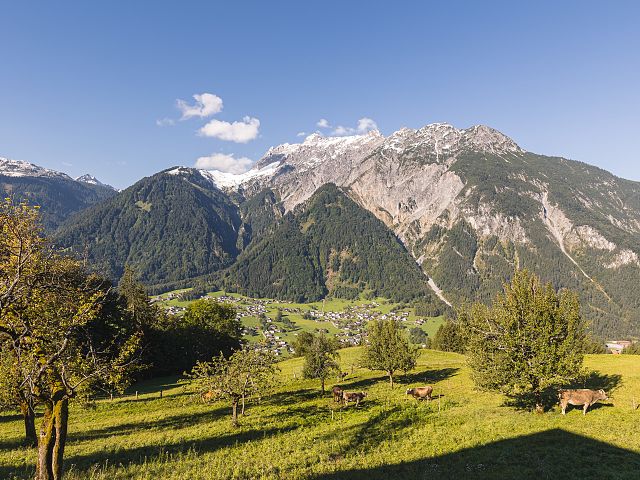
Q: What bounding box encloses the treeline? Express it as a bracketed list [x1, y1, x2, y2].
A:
[420, 215, 640, 338]
[118, 268, 242, 377]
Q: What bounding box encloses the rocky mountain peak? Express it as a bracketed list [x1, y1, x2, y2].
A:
[0, 157, 70, 179]
[461, 125, 523, 154]
[75, 174, 114, 190]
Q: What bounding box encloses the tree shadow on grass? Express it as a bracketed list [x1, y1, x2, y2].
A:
[505, 371, 623, 412]
[578, 371, 622, 394]
[336, 368, 459, 391]
[69, 405, 229, 443]
[0, 436, 30, 450]
[309, 429, 640, 480]
[0, 412, 21, 423]
[64, 424, 300, 475]
[317, 404, 421, 462]
[262, 388, 320, 406]
[400, 368, 460, 385]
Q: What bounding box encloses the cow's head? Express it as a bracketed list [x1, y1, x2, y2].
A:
[361, 392, 368, 397]
[406, 388, 414, 395]
[598, 389, 608, 400]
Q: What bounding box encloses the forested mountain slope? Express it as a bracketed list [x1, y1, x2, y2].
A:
[52, 123, 640, 336]
[0, 157, 116, 229]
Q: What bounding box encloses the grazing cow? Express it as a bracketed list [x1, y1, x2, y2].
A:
[332, 385, 344, 403]
[406, 386, 433, 401]
[337, 372, 348, 381]
[342, 391, 367, 407]
[201, 389, 220, 403]
[559, 389, 608, 415]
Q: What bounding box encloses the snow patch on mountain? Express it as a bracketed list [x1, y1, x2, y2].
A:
[0, 157, 70, 179]
[75, 174, 114, 190]
[198, 161, 281, 189]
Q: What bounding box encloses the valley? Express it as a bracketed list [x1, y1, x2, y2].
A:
[153, 290, 445, 357]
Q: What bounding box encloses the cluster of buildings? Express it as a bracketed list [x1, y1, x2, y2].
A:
[309, 304, 412, 346]
[605, 340, 634, 354]
[155, 292, 431, 357]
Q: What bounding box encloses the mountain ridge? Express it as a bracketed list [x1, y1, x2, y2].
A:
[49, 122, 640, 337]
[1, 156, 117, 229]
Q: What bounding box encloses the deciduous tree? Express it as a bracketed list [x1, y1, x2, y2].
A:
[462, 269, 586, 412]
[361, 319, 418, 387]
[302, 333, 340, 394]
[188, 349, 278, 426]
[0, 200, 141, 480]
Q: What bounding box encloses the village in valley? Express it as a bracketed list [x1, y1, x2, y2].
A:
[153, 290, 441, 357]
[154, 289, 637, 357]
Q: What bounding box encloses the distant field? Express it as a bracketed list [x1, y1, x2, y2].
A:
[1, 350, 639, 479]
[154, 290, 446, 346]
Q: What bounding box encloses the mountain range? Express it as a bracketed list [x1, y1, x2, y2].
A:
[0, 157, 116, 229]
[4, 123, 640, 337]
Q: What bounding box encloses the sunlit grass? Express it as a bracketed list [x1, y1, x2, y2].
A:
[2, 350, 638, 479]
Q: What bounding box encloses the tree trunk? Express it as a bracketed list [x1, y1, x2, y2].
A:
[534, 391, 544, 414]
[36, 394, 68, 480]
[388, 371, 394, 388]
[241, 394, 245, 416]
[321, 377, 326, 394]
[232, 399, 239, 427]
[20, 398, 37, 447]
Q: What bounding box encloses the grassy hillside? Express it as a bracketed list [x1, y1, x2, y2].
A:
[1, 350, 639, 479]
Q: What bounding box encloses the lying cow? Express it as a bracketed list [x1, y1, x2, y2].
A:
[559, 389, 608, 415]
[342, 391, 367, 407]
[406, 386, 433, 401]
[331, 385, 344, 403]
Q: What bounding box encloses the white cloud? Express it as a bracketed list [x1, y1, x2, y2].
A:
[296, 131, 307, 137]
[198, 116, 260, 143]
[156, 117, 176, 127]
[356, 117, 377, 132]
[194, 153, 253, 174]
[176, 93, 223, 120]
[316, 118, 331, 128]
[328, 117, 378, 136]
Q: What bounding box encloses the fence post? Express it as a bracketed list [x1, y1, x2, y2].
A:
[159, 389, 163, 399]
[135, 391, 139, 400]
[110, 393, 113, 402]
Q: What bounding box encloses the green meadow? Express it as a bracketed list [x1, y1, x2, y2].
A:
[1, 349, 639, 479]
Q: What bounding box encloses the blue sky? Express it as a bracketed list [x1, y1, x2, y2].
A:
[0, 1, 638, 188]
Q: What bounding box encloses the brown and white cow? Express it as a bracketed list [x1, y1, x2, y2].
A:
[342, 391, 367, 407]
[331, 385, 344, 403]
[201, 390, 218, 403]
[558, 389, 608, 415]
[406, 386, 433, 401]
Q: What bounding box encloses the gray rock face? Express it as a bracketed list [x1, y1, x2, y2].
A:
[168, 121, 640, 335]
[238, 123, 523, 247]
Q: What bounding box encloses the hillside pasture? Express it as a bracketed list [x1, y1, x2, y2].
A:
[1, 350, 638, 479]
